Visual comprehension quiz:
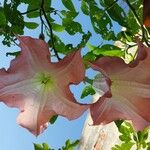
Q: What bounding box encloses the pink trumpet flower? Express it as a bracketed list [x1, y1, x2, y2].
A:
[90, 40, 150, 131]
[0, 36, 88, 136]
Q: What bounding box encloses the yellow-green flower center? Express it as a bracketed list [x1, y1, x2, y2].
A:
[33, 73, 55, 92]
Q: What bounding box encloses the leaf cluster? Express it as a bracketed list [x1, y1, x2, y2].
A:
[34, 139, 79, 150]
[112, 121, 150, 150]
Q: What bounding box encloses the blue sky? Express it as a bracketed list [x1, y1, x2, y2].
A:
[0, 1, 121, 150]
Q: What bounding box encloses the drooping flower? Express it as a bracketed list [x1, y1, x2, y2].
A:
[90, 40, 150, 131]
[0, 36, 88, 136]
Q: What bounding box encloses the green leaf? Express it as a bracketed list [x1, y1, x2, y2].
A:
[6, 51, 21, 57]
[115, 120, 124, 129]
[125, 8, 141, 35]
[34, 144, 43, 150]
[119, 125, 131, 136]
[81, 85, 96, 99]
[62, 139, 79, 150]
[87, 2, 115, 40]
[34, 143, 54, 150]
[83, 51, 96, 62]
[26, 4, 39, 18]
[112, 142, 134, 150]
[124, 121, 134, 133]
[49, 115, 58, 124]
[42, 143, 50, 150]
[51, 23, 65, 32]
[119, 135, 131, 142]
[26, 0, 51, 18]
[81, 0, 89, 15]
[62, 0, 76, 12]
[48, 35, 65, 54]
[70, 140, 79, 148]
[88, 43, 124, 57]
[61, 10, 79, 20]
[76, 31, 92, 49]
[102, 0, 127, 27]
[4, 2, 24, 34]
[25, 22, 39, 29]
[11, 25, 24, 35]
[0, 7, 6, 26]
[62, 18, 83, 35]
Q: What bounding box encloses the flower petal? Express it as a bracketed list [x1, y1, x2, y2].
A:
[52, 50, 85, 84]
[0, 36, 88, 135]
[90, 41, 150, 131]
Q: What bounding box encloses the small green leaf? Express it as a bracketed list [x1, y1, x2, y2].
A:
[70, 140, 79, 148]
[62, 18, 83, 35]
[62, 139, 79, 150]
[115, 120, 124, 129]
[49, 115, 58, 124]
[76, 31, 92, 49]
[6, 51, 21, 57]
[34, 144, 43, 150]
[62, 0, 76, 12]
[81, 0, 89, 15]
[124, 121, 134, 133]
[26, 0, 51, 18]
[103, 0, 127, 27]
[26, 5, 39, 18]
[81, 85, 96, 99]
[11, 25, 24, 35]
[112, 142, 134, 150]
[88, 43, 124, 57]
[0, 7, 6, 26]
[83, 51, 96, 62]
[51, 23, 65, 32]
[61, 10, 78, 20]
[25, 22, 39, 29]
[42, 143, 50, 150]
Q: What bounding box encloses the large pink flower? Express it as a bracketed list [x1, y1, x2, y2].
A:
[0, 36, 88, 136]
[90, 40, 150, 131]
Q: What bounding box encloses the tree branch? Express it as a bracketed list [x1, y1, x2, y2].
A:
[40, 0, 61, 61]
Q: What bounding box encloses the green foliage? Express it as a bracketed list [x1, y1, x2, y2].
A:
[4, 1, 24, 34]
[34, 139, 79, 150]
[81, 85, 95, 99]
[6, 51, 20, 57]
[87, 43, 125, 57]
[112, 142, 134, 150]
[81, 0, 89, 15]
[25, 22, 39, 29]
[101, 0, 127, 27]
[112, 121, 150, 150]
[76, 31, 92, 49]
[61, 10, 78, 20]
[0, 7, 6, 26]
[51, 23, 65, 32]
[0, 0, 148, 49]
[34, 143, 52, 150]
[62, 0, 76, 12]
[25, 0, 51, 18]
[88, 1, 116, 40]
[62, 18, 83, 35]
[49, 115, 58, 124]
[61, 139, 79, 150]
[48, 32, 91, 55]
